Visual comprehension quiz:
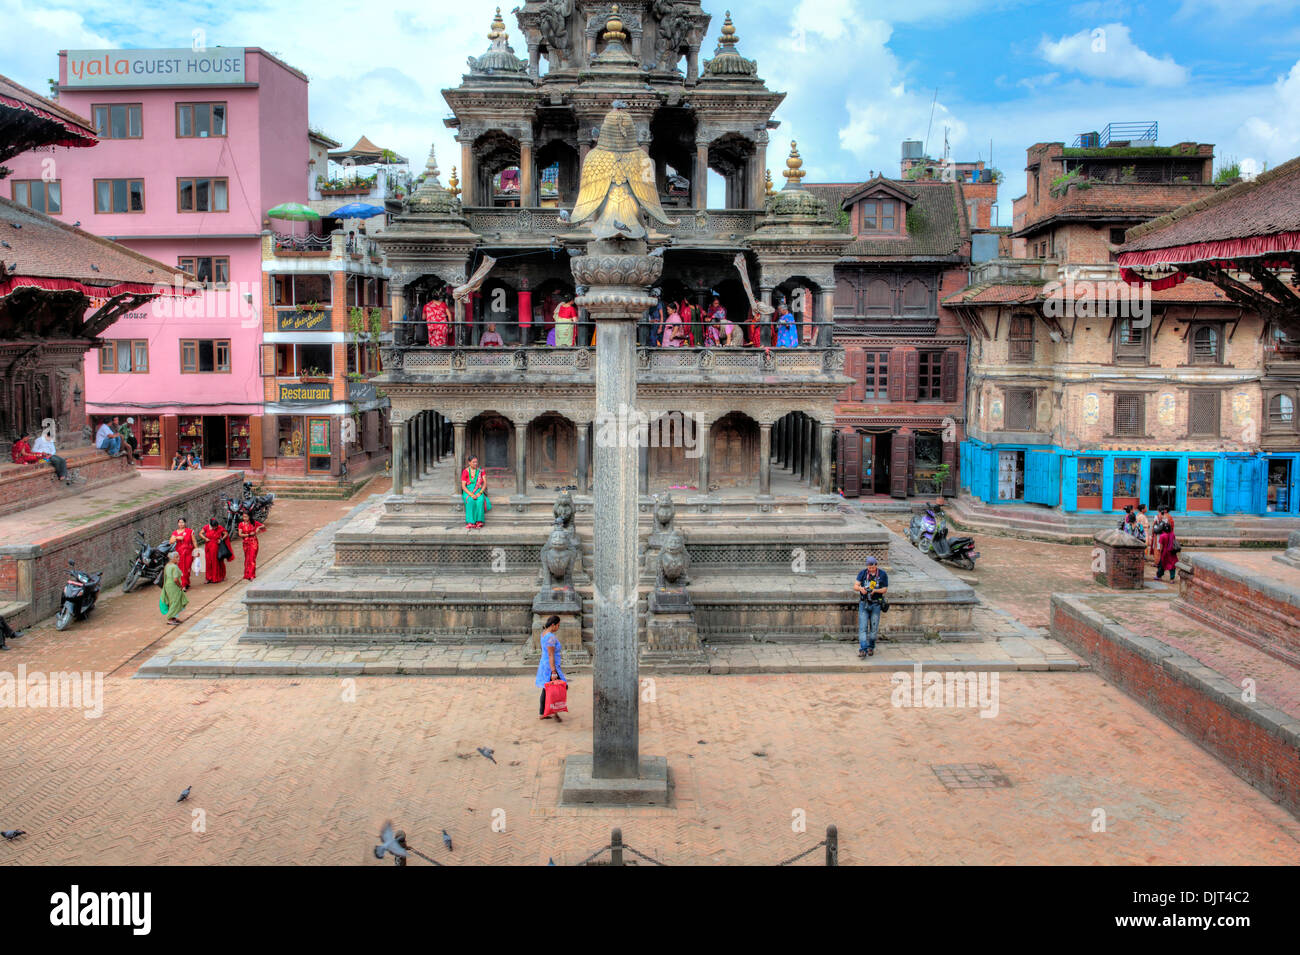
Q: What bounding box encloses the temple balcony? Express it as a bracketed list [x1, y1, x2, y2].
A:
[461, 206, 761, 246]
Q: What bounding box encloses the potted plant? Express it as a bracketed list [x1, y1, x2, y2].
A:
[299, 365, 330, 383]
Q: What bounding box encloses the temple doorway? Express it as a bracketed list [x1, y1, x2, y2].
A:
[527, 413, 576, 488]
[709, 412, 759, 487]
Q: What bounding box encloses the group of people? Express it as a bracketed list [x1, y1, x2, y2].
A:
[9, 431, 73, 485]
[647, 296, 801, 349]
[1119, 503, 1180, 581]
[95, 416, 140, 461]
[169, 451, 203, 470]
[158, 513, 266, 625]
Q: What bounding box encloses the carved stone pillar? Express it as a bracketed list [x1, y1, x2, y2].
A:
[514, 417, 528, 496]
[390, 416, 406, 495]
[460, 142, 475, 205]
[759, 422, 772, 495]
[528, 42, 540, 78]
[686, 45, 699, 84]
[697, 418, 711, 493]
[452, 420, 467, 495]
[819, 420, 834, 494]
[520, 139, 536, 207]
[694, 142, 709, 209]
[576, 419, 590, 494]
[752, 144, 768, 210]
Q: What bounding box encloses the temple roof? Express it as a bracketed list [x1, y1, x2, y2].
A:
[0, 73, 97, 165]
[1121, 154, 1300, 259]
[329, 135, 407, 165]
[0, 195, 191, 300]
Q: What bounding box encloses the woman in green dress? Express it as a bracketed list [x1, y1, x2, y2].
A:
[461, 454, 491, 529]
[160, 551, 189, 625]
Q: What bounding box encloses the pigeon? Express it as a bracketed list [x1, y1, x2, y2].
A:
[177, 786, 191, 802]
[73, 221, 81, 228]
[374, 821, 407, 859]
[10, 222, 21, 229]
[612, 218, 634, 236]
[442, 829, 453, 851]
[649, 246, 666, 257]
[477, 746, 496, 764]
[0, 239, 9, 248]
[2, 830, 25, 841]
[89, 263, 99, 272]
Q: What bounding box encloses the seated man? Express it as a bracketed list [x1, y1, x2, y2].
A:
[171, 452, 187, 470]
[95, 418, 123, 456]
[479, 322, 504, 347]
[11, 432, 71, 484]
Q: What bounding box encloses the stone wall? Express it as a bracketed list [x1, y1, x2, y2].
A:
[1051, 593, 1300, 820]
[1173, 555, 1300, 667]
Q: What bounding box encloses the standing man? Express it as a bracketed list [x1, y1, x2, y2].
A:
[118, 417, 140, 460]
[853, 556, 888, 658]
[0, 614, 23, 651]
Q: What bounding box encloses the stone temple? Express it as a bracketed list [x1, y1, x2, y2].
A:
[240, 2, 976, 658]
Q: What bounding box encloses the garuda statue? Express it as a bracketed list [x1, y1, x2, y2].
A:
[570, 106, 677, 240]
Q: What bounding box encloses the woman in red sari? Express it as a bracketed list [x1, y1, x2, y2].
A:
[678, 300, 696, 346]
[746, 307, 764, 347]
[237, 510, 266, 580]
[424, 295, 451, 347]
[169, 517, 195, 590]
[197, 517, 230, 584]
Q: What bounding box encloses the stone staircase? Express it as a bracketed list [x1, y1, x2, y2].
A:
[0, 444, 136, 517]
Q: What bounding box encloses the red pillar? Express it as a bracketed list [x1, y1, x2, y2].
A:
[518, 288, 532, 344]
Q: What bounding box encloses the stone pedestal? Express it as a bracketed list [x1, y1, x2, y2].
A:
[643, 587, 704, 661]
[1274, 530, 1300, 570]
[1093, 529, 1146, 589]
[560, 755, 670, 807]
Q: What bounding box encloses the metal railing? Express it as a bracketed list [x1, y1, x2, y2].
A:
[388, 315, 837, 349]
[1071, 122, 1158, 148]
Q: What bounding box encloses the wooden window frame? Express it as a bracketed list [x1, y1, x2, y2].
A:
[93, 178, 146, 214]
[178, 255, 231, 289]
[10, 179, 62, 214]
[1188, 323, 1224, 365]
[175, 101, 228, 139]
[858, 198, 900, 234]
[863, 350, 889, 400]
[1112, 392, 1147, 438]
[176, 177, 229, 213]
[91, 103, 143, 140]
[98, 339, 149, 374]
[179, 338, 232, 374]
[1266, 390, 1298, 434]
[1187, 389, 1221, 438]
[1113, 318, 1149, 365]
[1003, 387, 1036, 432]
[1008, 313, 1034, 363]
[916, 350, 944, 401]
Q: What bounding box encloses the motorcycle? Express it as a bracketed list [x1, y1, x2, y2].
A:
[907, 503, 943, 553]
[221, 482, 274, 537]
[928, 525, 980, 571]
[55, 559, 103, 631]
[123, 530, 173, 593]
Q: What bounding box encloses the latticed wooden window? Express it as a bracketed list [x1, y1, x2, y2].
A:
[1005, 388, 1035, 431]
[1191, 325, 1220, 363]
[863, 351, 889, 399]
[1009, 314, 1034, 362]
[1113, 393, 1145, 437]
[1189, 391, 1220, 436]
[1115, 319, 1146, 363]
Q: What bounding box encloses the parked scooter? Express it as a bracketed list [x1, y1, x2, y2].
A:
[122, 530, 173, 593]
[55, 559, 103, 631]
[907, 502, 943, 553]
[928, 524, 980, 571]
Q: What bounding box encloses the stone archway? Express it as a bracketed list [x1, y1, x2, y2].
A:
[527, 412, 577, 488]
[467, 411, 515, 486]
[647, 410, 699, 490]
[710, 412, 759, 487]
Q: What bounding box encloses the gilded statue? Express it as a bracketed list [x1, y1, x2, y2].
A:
[570, 105, 677, 240]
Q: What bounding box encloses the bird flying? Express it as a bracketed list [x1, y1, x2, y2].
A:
[374, 822, 407, 859]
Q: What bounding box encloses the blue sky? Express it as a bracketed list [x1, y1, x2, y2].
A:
[4, 0, 1299, 222]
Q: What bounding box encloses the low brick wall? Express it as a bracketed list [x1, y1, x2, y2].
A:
[1173, 555, 1300, 667]
[1051, 593, 1300, 820]
[0, 471, 244, 627]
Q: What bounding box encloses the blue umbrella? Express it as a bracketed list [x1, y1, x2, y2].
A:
[327, 202, 386, 219]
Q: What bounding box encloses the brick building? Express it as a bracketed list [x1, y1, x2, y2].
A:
[949, 123, 1290, 517]
[807, 171, 975, 498]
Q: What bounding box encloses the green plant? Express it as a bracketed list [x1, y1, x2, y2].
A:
[1120, 165, 1136, 179]
[1050, 168, 1089, 197]
[300, 366, 328, 378]
[931, 462, 951, 494]
[302, 300, 324, 313]
[987, 167, 1003, 184]
[834, 208, 851, 230]
[368, 307, 383, 339]
[1215, 159, 1241, 183]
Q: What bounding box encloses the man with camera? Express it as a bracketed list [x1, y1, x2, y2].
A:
[853, 556, 889, 658]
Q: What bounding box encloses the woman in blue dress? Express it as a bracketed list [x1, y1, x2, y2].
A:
[775, 303, 799, 348]
[536, 614, 567, 721]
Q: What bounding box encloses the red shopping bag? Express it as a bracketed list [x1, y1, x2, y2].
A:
[543, 679, 568, 717]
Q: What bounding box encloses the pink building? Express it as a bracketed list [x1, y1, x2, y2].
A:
[6, 47, 309, 470]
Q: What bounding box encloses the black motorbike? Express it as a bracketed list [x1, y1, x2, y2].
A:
[221, 482, 275, 537]
[123, 530, 173, 593]
[928, 525, 980, 571]
[55, 559, 102, 631]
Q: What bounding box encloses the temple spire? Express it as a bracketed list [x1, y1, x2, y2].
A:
[783, 140, 806, 188]
[424, 142, 441, 184]
[703, 9, 759, 78]
[448, 166, 461, 199]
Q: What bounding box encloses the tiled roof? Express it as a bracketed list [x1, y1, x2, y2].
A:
[945, 275, 1234, 306]
[0, 196, 190, 288]
[805, 178, 967, 261]
[1124, 154, 1300, 251]
[0, 72, 96, 145]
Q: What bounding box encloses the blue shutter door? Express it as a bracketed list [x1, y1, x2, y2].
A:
[1024, 450, 1057, 505]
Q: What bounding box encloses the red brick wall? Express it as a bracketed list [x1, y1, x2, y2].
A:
[1174, 559, 1300, 667]
[1051, 594, 1300, 820]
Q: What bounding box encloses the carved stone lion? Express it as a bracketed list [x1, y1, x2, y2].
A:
[540, 521, 578, 591]
[657, 529, 689, 588]
[653, 491, 675, 533]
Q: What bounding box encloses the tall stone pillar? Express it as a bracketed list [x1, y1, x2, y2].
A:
[794, 416, 804, 479]
[820, 290, 836, 345]
[819, 421, 834, 494]
[520, 139, 536, 207]
[390, 281, 407, 344]
[413, 415, 423, 480]
[460, 142, 475, 205]
[638, 437, 649, 496]
[390, 417, 406, 495]
[515, 418, 528, 496]
[694, 142, 709, 209]
[452, 421, 467, 495]
[576, 420, 590, 494]
[432, 412, 442, 462]
[759, 422, 772, 496]
[697, 419, 711, 494]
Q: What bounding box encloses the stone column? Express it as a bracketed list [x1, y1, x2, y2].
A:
[390, 417, 406, 495]
[432, 412, 442, 462]
[412, 415, 422, 480]
[694, 142, 709, 210]
[576, 419, 590, 494]
[820, 290, 836, 345]
[819, 421, 834, 494]
[528, 42, 540, 78]
[752, 144, 768, 210]
[638, 436, 649, 496]
[514, 418, 528, 496]
[759, 422, 772, 495]
[697, 418, 711, 493]
[520, 139, 536, 207]
[389, 281, 407, 344]
[452, 420, 467, 495]
[460, 142, 475, 205]
[793, 416, 803, 479]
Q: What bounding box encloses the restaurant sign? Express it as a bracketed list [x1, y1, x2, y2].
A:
[64, 48, 246, 87]
[276, 309, 330, 332]
[278, 382, 333, 404]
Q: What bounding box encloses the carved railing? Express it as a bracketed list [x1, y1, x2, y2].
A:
[461, 207, 759, 239]
[381, 345, 845, 378]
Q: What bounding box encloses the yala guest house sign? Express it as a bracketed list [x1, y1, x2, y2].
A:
[64, 48, 245, 87]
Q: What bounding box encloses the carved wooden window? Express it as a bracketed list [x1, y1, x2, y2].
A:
[1114, 319, 1148, 364]
[917, 350, 943, 401]
[1190, 324, 1222, 364]
[1009, 313, 1034, 362]
[863, 351, 889, 400]
[1188, 390, 1220, 437]
[1113, 393, 1145, 437]
[1005, 388, 1035, 431]
[1269, 393, 1295, 427]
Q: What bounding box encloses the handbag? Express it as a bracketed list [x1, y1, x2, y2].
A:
[542, 679, 568, 718]
[159, 596, 169, 616]
[217, 538, 233, 562]
[879, 597, 890, 613]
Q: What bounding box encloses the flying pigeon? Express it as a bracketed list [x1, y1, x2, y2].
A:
[2, 830, 25, 841]
[476, 746, 496, 764]
[374, 821, 407, 859]
[177, 786, 191, 802]
[442, 829, 453, 851]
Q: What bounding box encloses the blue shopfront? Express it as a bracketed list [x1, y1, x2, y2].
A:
[960, 440, 1300, 516]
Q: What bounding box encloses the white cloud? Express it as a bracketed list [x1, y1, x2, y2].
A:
[0, 0, 112, 90]
[1235, 59, 1300, 158]
[1040, 22, 1189, 86]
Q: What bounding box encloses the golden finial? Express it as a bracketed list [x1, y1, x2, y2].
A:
[784, 140, 805, 185]
[720, 10, 738, 47]
[764, 169, 775, 196]
[448, 166, 460, 199]
[489, 6, 506, 40]
[603, 4, 628, 43]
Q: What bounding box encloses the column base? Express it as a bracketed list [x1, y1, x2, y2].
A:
[559, 755, 671, 807]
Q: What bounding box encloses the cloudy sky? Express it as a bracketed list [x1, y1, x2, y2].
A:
[4, 0, 1299, 222]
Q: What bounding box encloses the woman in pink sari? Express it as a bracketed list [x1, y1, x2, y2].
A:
[424, 295, 451, 347]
